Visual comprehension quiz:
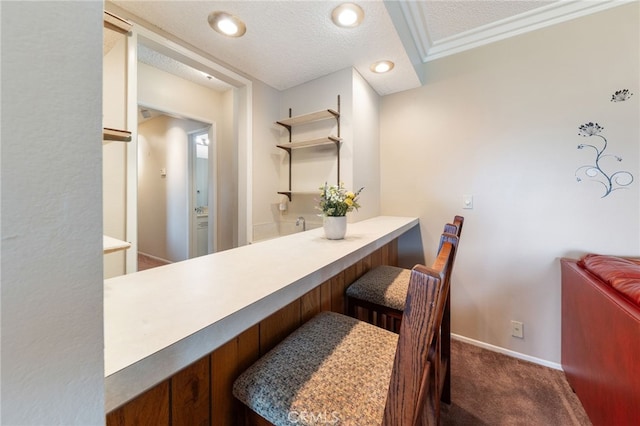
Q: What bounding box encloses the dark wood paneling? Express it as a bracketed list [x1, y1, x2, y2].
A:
[171, 356, 210, 426]
[330, 271, 346, 314]
[211, 325, 259, 426]
[301, 286, 321, 324]
[320, 280, 332, 312]
[259, 299, 301, 355]
[106, 380, 170, 426]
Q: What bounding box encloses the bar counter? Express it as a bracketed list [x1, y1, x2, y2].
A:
[104, 215, 419, 413]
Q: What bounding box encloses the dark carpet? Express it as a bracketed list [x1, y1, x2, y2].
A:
[440, 339, 591, 426]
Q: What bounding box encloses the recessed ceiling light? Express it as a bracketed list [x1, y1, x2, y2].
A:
[208, 11, 246, 37]
[370, 60, 395, 74]
[331, 3, 364, 28]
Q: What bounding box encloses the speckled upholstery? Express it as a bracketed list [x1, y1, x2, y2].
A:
[232, 311, 398, 425]
[345, 265, 411, 311]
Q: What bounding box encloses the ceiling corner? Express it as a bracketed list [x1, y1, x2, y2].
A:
[383, 0, 427, 87]
[396, 0, 636, 63]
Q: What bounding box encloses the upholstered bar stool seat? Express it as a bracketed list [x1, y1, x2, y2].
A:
[233, 311, 398, 425]
[347, 216, 464, 332]
[233, 241, 456, 426]
[345, 265, 411, 311]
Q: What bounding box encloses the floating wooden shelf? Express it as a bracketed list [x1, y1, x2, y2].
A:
[104, 10, 132, 34]
[276, 136, 341, 151]
[276, 109, 339, 128]
[103, 235, 131, 254]
[104, 11, 131, 56]
[103, 127, 132, 142]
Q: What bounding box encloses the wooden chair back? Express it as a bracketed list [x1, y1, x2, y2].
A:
[443, 215, 464, 239]
[453, 215, 464, 236]
[430, 233, 458, 411]
[382, 240, 456, 426]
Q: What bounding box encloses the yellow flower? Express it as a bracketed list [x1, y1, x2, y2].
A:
[346, 191, 355, 199]
[345, 198, 353, 207]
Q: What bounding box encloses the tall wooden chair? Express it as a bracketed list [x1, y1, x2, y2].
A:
[345, 215, 463, 408]
[232, 241, 457, 426]
[346, 216, 463, 332]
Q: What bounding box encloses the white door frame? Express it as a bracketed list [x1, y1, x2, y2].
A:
[124, 23, 253, 273]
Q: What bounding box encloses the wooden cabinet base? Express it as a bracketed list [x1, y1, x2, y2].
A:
[106, 381, 169, 426]
[106, 240, 397, 425]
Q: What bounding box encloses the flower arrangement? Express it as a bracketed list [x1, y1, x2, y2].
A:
[317, 182, 364, 217]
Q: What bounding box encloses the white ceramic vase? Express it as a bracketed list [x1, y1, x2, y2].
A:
[323, 216, 347, 240]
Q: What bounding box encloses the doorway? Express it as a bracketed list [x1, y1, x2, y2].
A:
[137, 110, 214, 264]
[121, 24, 253, 274]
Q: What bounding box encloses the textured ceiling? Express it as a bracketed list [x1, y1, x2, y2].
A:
[419, 1, 553, 41]
[112, 0, 421, 95]
[108, 0, 625, 96]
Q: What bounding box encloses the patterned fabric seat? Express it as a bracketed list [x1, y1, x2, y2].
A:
[346, 216, 464, 333]
[345, 265, 411, 311]
[234, 241, 456, 426]
[232, 311, 398, 425]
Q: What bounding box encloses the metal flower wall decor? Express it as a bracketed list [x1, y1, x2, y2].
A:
[575, 89, 634, 198]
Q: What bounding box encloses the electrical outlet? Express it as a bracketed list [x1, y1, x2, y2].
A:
[511, 320, 524, 338]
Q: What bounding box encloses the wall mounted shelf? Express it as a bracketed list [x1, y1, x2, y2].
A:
[103, 235, 131, 254]
[276, 136, 342, 151]
[103, 127, 132, 142]
[276, 96, 341, 201]
[104, 10, 132, 34]
[276, 109, 339, 128]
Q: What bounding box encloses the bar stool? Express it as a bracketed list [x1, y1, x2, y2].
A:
[346, 216, 463, 332]
[232, 240, 457, 426]
[345, 215, 463, 409]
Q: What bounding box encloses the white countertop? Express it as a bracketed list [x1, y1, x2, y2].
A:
[104, 215, 418, 412]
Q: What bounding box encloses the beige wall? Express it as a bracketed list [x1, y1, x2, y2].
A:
[138, 115, 209, 262]
[138, 62, 236, 253]
[380, 3, 639, 363]
[217, 88, 238, 251]
[103, 28, 128, 278]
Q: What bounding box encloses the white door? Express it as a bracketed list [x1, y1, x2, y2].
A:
[189, 127, 216, 257]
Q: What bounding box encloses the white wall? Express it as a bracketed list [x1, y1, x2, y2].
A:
[380, 3, 639, 363]
[251, 68, 382, 240]
[251, 79, 284, 241]
[281, 69, 353, 192]
[1, 2, 105, 424]
[351, 69, 381, 221]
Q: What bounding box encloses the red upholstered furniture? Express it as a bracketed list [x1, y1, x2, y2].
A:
[561, 255, 640, 426]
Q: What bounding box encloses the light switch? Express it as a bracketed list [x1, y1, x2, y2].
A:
[160, 168, 167, 177]
[462, 194, 473, 209]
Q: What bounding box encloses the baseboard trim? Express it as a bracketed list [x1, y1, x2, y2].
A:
[138, 251, 172, 265]
[452, 334, 563, 371]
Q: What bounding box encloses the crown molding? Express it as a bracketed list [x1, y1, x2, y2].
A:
[401, 0, 636, 63]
